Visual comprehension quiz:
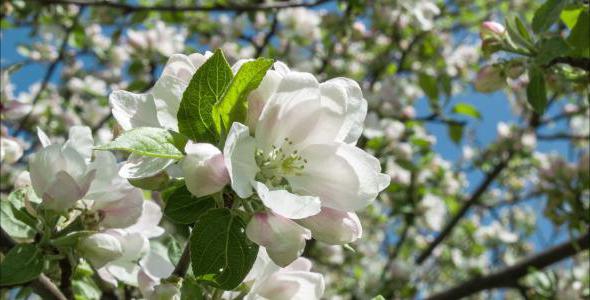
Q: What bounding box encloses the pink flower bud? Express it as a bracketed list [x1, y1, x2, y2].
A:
[480, 21, 506, 40]
[182, 142, 230, 197]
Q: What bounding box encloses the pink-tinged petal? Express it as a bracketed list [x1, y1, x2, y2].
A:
[182, 142, 229, 197]
[283, 257, 312, 273]
[161, 54, 197, 83]
[124, 201, 164, 238]
[95, 188, 144, 229]
[289, 143, 390, 212]
[223, 123, 258, 198]
[254, 182, 320, 219]
[246, 212, 310, 267]
[138, 269, 158, 299]
[247, 69, 283, 130]
[297, 207, 362, 245]
[255, 271, 325, 300]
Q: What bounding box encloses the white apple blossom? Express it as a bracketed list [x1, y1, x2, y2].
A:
[30, 127, 97, 211]
[126, 21, 186, 57]
[419, 194, 446, 231]
[0, 136, 23, 164]
[224, 67, 389, 265]
[241, 248, 325, 300]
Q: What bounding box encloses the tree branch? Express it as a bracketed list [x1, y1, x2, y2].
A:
[171, 242, 191, 279]
[425, 231, 590, 300]
[548, 57, 590, 71]
[416, 150, 514, 264]
[39, 0, 332, 13]
[0, 227, 68, 300]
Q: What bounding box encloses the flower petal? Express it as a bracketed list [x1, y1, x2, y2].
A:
[223, 122, 258, 198]
[254, 182, 320, 219]
[297, 207, 362, 245]
[152, 75, 187, 131]
[182, 142, 229, 197]
[124, 201, 165, 239]
[64, 126, 94, 162]
[95, 188, 144, 229]
[109, 90, 160, 130]
[255, 271, 325, 300]
[319, 78, 367, 144]
[289, 143, 390, 211]
[255, 72, 322, 151]
[246, 212, 311, 267]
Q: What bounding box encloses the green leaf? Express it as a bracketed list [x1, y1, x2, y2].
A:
[535, 37, 571, 65]
[164, 185, 215, 224]
[190, 208, 258, 290]
[1, 188, 40, 239]
[567, 10, 590, 57]
[532, 0, 567, 33]
[514, 16, 533, 43]
[181, 276, 204, 300]
[526, 66, 548, 114]
[213, 58, 274, 135]
[452, 103, 482, 119]
[177, 49, 233, 143]
[95, 127, 187, 159]
[51, 231, 95, 248]
[448, 123, 464, 144]
[505, 17, 535, 52]
[0, 244, 44, 286]
[560, 6, 584, 29]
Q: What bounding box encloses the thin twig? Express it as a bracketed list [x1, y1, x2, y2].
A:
[425, 231, 590, 300]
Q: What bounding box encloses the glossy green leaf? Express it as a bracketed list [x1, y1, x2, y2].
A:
[567, 10, 590, 57]
[164, 185, 215, 224]
[181, 276, 204, 300]
[190, 208, 258, 290]
[95, 127, 187, 159]
[526, 67, 548, 114]
[0, 244, 44, 286]
[213, 58, 274, 135]
[177, 49, 233, 143]
[535, 37, 571, 65]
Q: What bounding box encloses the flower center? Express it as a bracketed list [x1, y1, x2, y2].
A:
[255, 137, 307, 186]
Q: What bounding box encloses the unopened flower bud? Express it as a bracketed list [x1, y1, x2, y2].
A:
[480, 22, 506, 55]
[78, 233, 123, 268]
[182, 142, 230, 197]
[474, 65, 506, 93]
